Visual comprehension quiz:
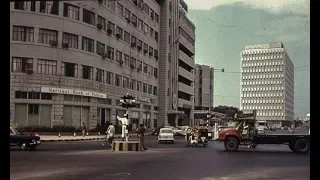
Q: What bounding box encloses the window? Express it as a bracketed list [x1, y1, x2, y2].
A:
[82, 37, 94, 53]
[155, 31, 159, 42]
[37, 59, 57, 75]
[15, 91, 28, 99]
[123, 77, 129, 88]
[149, 47, 153, 56]
[148, 85, 152, 94]
[124, 54, 130, 66]
[144, 23, 149, 34]
[107, 0, 116, 11]
[41, 93, 52, 100]
[40, 1, 59, 15]
[117, 3, 123, 17]
[62, 32, 78, 49]
[137, 39, 142, 48]
[12, 57, 33, 73]
[116, 50, 122, 63]
[155, 13, 159, 23]
[38, 29, 58, 44]
[83, 9, 95, 25]
[62, 62, 78, 77]
[107, 46, 114, 60]
[106, 71, 114, 85]
[143, 4, 149, 15]
[148, 65, 153, 75]
[154, 49, 158, 58]
[143, 83, 148, 93]
[28, 104, 39, 115]
[144, 43, 148, 52]
[115, 74, 122, 86]
[131, 35, 137, 45]
[130, 57, 136, 68]
[14, 1, 35, 11]
[124, 31, 130, 44]
[63, 3, 79, 20]
[124, 8, 130, 19]
[137, 81, 142, 91]
[116, 27, 123, 40]
[132, 14, 137, 26]
[153, 86, 158, 95]
[150, 9, 154, 20]
[98, 16, 106, 31]
[143, 63, 148, 73]
[96, 41, 105, 55]
[28, 92, 39, 99]
[149, 27, 154, 37]
[12, 26, 34, 42]
[82, 65, 93, 80]
[130, 79, 136, 90]
[154, 68, 158, 77]
[107, 21, 115, 36]
[96, 69, 104, 82]
[138, 19, 144, 31]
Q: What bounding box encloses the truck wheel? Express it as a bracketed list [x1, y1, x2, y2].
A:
[294, 139, 310, 154]
[20, 143, 28, 151]
[224, 137, 239, 152]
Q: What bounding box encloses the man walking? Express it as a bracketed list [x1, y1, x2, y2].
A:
[81, 122, 87, 137]
[137, 124, 147, 151]
[106, 123, 115, 148]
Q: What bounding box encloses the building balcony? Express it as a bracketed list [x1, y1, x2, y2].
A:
[178, 98, 193, 109]
[178, 66, 194, 81]
[179, 50, 194, 68]
[179, 34, 195, 55]
[178, 82, 194, 95]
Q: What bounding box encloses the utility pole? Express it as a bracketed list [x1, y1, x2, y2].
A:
[118, 93, 136, 141]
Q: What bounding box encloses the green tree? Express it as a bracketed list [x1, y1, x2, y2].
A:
[212, 105, 242, 119]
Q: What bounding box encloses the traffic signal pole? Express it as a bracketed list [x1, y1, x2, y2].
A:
[118, 93, 136, 142]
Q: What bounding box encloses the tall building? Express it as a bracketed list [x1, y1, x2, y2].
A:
[194, 64, 213, 111]
[240, 42, 294, 128]
[10, 0, 195, 129]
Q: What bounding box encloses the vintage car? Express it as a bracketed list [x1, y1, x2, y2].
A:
[158, 128, 174, 144]
[10, 125, 41, 151]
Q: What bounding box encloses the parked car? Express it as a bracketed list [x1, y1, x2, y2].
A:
[10, 126, 41, 151]
[163, 126, 183, 136]
[158, 128, 174, 144]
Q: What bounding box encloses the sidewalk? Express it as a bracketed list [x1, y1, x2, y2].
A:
[40, 133, 152, 142]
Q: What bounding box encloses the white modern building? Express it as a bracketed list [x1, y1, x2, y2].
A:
[10, 0, 195, 129]
[240, 42, 294, 128]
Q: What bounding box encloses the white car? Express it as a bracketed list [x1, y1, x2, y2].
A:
[158, 128, 174, 144]
[163, 126, 183, 136]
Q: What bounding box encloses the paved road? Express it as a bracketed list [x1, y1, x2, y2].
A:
[10, 136, 310, 180]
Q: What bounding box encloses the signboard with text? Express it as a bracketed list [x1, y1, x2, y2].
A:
[41, 87, 107, 99]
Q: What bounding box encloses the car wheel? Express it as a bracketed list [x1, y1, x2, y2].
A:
[20, 142, 28, 151]
[172, 141, 174, 144]
[224, 137, 239, 152]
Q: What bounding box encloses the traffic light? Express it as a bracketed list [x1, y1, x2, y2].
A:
[119, 93, 136, 109]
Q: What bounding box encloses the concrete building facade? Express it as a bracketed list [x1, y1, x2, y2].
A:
[240, 42, 294, 128]
[10, 0, 195, 129]
[194, 64, 213, 111]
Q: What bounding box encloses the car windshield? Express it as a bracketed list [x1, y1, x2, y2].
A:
[161, 129, 173, 133]
[11, 128, 23, 134]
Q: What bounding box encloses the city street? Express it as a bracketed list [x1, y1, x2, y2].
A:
[10, 136, 310, 180]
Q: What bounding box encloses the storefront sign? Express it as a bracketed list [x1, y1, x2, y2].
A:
[135, 96, 151, 103]
[41, 87, 107, 99]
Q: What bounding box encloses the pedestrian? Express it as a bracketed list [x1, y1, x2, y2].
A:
[137, 124, 147, 151]
[82, 122, 87, 137]
[106, 123, 115, 147]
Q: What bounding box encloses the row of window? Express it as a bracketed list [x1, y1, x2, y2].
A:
[242, 86, 284, 91]
[242, 81, 284, 86]
[243, 106, 284, 111]
[242, 74, 284, 79]
[242, 68, 284, 73]
[242, 61, 284, 67]
[242, 99, 284, 104]
[242, 93, 283, 98]
[242, 48, 284, 55]
[12, 26, 159, 61]
[13, 1, 160, 43]
[15, 91, 52, 100]
[242, 56, 283, 61]
[12, 58, 158, 96]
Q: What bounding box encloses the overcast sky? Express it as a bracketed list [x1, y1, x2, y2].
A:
[184, 0, 310, 117]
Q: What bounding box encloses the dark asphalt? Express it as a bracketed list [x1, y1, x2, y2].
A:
[10, 136, 310, 180]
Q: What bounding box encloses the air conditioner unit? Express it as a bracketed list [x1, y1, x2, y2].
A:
[97, 23, 103, 30]
[107, 28, 112, 35]
[155, 55, 159, 60]
[116, 33, 121, 39]
[130, 64, 135, 69]
[62, 43, 69, 49]
[49, 40, 58, 46]
[137, 67, 141, 71]
[102, 53, 107, 59]
[131, 42, 136, 47]
[120, 60, 124, 65]
[143, 49, 148, 54]
[137, 46, 142, 51]
[126, 17, 131, 23]
[149, 52, 153, 56]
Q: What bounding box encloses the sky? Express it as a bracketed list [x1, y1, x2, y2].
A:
[184, 0, 310, 117]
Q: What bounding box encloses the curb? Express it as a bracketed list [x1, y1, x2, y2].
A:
[41, 133, 152, 142]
